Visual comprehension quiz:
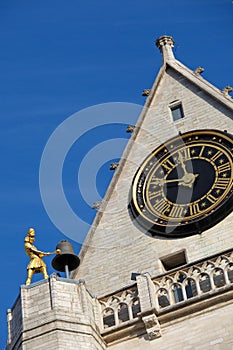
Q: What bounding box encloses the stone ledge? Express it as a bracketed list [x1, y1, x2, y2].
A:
[101, 318, 143, 345]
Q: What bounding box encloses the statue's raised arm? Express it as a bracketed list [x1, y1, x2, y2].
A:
[24, 228, 57, 285]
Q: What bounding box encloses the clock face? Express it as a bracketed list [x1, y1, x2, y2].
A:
[130, 130, 233, 237]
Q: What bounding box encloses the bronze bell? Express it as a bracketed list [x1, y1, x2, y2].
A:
[52, 240, 80, 277]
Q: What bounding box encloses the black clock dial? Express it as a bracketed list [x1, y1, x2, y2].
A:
[130, 130, 233, 237]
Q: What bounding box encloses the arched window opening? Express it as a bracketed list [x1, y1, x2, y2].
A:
[132, 298, 140, 318]
[157, 288, 170, 308]
[176, 272, 186, 283]
[227, 263, 233, 283]
[199, 274, 211, 293]
[118, 303, 129, 324]
[185, 278, 197, 299]
[103, 308, 115, 328]
[172, 283, 183, 303]
[213, 269, 225, 288]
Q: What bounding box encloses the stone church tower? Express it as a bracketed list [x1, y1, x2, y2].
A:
[6, 36, 233, 349]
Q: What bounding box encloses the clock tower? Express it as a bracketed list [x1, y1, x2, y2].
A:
[6, 36, 233, 349]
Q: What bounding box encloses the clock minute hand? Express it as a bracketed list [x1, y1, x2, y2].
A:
[164, 178, 183, 183]
[178, 151, 188, 175]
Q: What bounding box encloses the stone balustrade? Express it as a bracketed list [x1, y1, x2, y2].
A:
[99, 248, 233, 334]
[153, 249, 233, 310]
[99, 287, 140, 329]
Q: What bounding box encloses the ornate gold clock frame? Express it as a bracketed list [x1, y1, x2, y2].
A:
[130, 129, 233, 237]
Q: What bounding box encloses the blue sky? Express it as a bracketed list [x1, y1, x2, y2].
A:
[1, 0, 233, 347]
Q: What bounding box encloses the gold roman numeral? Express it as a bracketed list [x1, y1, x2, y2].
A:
[214, 177, 230, 190]
[217, 163, 231, 174]
[150, 179, 162, 186]
[189, 203, 201, 216]
[211, 150, 222, 162]
[199, 145, 205, 157]
[169, 205, 184, 218]
[153, 198, 171, 214]
[148, 190, 162, 200]
[161, 158, 175, 172]
[207, 193, 217, 204]
[181, 147, 191, 161]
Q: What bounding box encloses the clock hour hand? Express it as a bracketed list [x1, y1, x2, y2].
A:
[152, 178, 182, 186]
[152, 177, 189, 186]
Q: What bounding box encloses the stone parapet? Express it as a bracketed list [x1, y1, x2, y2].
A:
[6, 275, 106, 350]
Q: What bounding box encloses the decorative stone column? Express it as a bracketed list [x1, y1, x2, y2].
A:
[136, 273, 162, 340]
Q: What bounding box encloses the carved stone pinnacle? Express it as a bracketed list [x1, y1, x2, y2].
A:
[155, 35, 175, 63]
[155, 35, 174, 50]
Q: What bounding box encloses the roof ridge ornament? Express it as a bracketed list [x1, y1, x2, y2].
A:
[193, 66, 205, 75]
[221, 85, 233, 98]
[155, 35, 175, 63]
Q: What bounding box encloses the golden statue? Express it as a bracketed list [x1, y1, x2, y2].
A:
[24, 228, 57, 285]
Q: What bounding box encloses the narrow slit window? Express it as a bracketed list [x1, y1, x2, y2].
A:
[170, 102, 184, 121]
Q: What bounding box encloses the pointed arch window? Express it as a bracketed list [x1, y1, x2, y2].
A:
[118, 303, 129, 324]
[103, 308, 115, 328]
